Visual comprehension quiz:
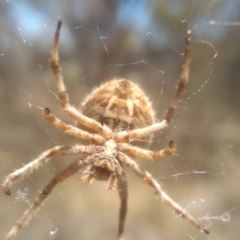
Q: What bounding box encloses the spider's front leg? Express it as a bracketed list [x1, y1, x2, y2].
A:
[118, 152, 209, 235]
[4, 155, 97, 240]
[115, 161, 128, 240]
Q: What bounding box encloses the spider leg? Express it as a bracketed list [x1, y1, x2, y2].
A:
[115, 33, 191, 143]
[44, 108, 105, 144]
[115, 162, 128, 240]
[82, 165, 94, 183]
[2, 145, 95, 195]
[4, 155, 97, 240]
[118, 152, 209, 234]
[164, 32, 191, 123]
[118, 140, 174, 160]
[114, 119, 168, 143]
[50, 21, 112, 139]
[107, 174, 116, 190]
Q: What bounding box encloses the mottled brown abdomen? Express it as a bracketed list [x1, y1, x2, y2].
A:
[80, 79, 155, 133]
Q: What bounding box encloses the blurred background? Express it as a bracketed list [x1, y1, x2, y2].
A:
[0, 0, 240, 239]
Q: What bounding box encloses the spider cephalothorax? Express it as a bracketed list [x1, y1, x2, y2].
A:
[83, 139, 118, 184]
[3, 21, 209, 240]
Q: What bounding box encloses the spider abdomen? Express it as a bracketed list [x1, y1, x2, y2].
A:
[81, 79, 155, 132]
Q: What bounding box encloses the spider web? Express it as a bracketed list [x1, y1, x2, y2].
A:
[0, 1, 240, 240]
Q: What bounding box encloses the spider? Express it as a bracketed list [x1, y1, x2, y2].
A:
[3, 21, 209, 240]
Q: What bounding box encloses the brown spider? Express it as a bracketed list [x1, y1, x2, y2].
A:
[3, 21, 209, 240]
